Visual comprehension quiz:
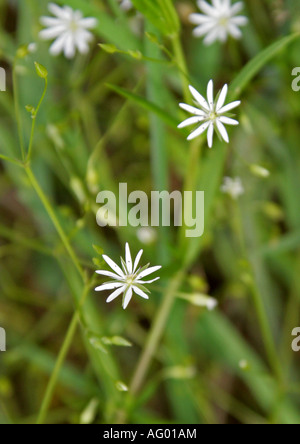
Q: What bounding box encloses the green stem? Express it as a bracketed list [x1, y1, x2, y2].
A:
[248, 280, 283, 384]
[235, 203, 283, 385]
[12, 60, 25, 160]
[36, 284, 90, 424]
[171, 33, 204, 247]
[171, 34, 190, 104]
[27, 78, 48, 162]
[0, 154, 23, 167]
[130, 269, 185, 395]
[145, 23, 170, 263]
[25, 166, 84, 280]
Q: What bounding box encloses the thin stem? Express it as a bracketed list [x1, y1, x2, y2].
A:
[36, 284, 90, 424]
[145, 23, 170, 263]
[171, 34, 190, 104]
[171, 33, 203, 247]
[248, 280, 283, 384]
[12, 59, 25, 160]
[235, 203, 284, 385]
[130, 269, 185, 395]
[27, 77, 48, 162]
[0, 154, 23, 167]
[25, 166, 84, 280]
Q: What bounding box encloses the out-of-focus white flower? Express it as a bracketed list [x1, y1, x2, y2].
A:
[239, 359, 250, 370]
[190, 0, 248, 45]
[39, 3, 97, 59]
[221, 176, 244, 199]
[137, 227, 157, 245]
[28, 43, 38, 53]
[178, 80, 240, 148]
[119, 0, 133, 11]
[95, 243, 161, 309]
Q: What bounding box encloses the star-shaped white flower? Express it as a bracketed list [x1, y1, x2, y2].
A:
[119, 0, 133, 11]
[95, 243, 161, 310]
[190, 0, 248, 45]
[178, 80, 240, 148]
[221, 176, 244, 199]
[39, 3, 97, 59]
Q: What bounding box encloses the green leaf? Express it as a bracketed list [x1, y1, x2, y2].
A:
[102, 336, 132, 347]
[34, 61, 48, 79]
[92, 244, 104, 256]
[131, 0, 180, 36]
[106, 84, 178, 129]
[87, 334, 108, 354]
[230, 33, 300, 99]
[99, 43, 119, 54]
[115, 381, 129, 392]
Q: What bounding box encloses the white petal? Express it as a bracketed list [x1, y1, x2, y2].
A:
[231, 16, 248, 26]
[95, 282, 124, 292]
[178, 116, 204, 128]
[207, 123, 214, 148]
[125, 243, 133, 274]
[63, 33, 76, 58]
[218, 100, 241, 114]
[123, 287, 133, 309]
[187, 121, 210, 141]
[133, 249, 143, 273]
[40, 16, 63, 27]
[216, 119, 229, 143]
[74, 31, 90, 54]
[78, 17, 98, 29]
[102, 255, 124, 278]
[137, 265, 162, 279]
[133, 286, 149, 300]
[96, 270, 123, 280]
[189, 85, 210, 111]
[39, 25, 66, 40]
[216, 84, 228, 111]
[199, 0, 219, 17]
[219, 116, 239, 126]
[179, 103, 205, 116]
[49, 33, 68, 56]
[218, 27, 228, 43]
[230, 2, 244, 15]
[203, 27, 219, 45]
[228, 23, 242, 39]
[212, 0, 222, 8]
[189, 13, 212, 25]
[73, 9, 83, 21]
[135, 277, 160, 284]
[206, 80, 214, 110]
[192, 22, 215, 38]
[106, 286, 125, 303]
[48, 3, 71, 20]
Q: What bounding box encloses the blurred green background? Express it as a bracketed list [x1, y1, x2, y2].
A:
[0, 0, 300, 424]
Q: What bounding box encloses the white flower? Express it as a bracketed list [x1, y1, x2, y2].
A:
[137, 227, 157, 245]
[221, 176, 244, 199]
[39, 3, 97, 59]
[119, 0, 133, 11]
[178, 80, 240, 148]
[95, 243, 161, 310]
[190, 0, 248, 45]
[28, 43, 38, 53]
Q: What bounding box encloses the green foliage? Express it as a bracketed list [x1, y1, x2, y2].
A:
[1, 0, 300, 426]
